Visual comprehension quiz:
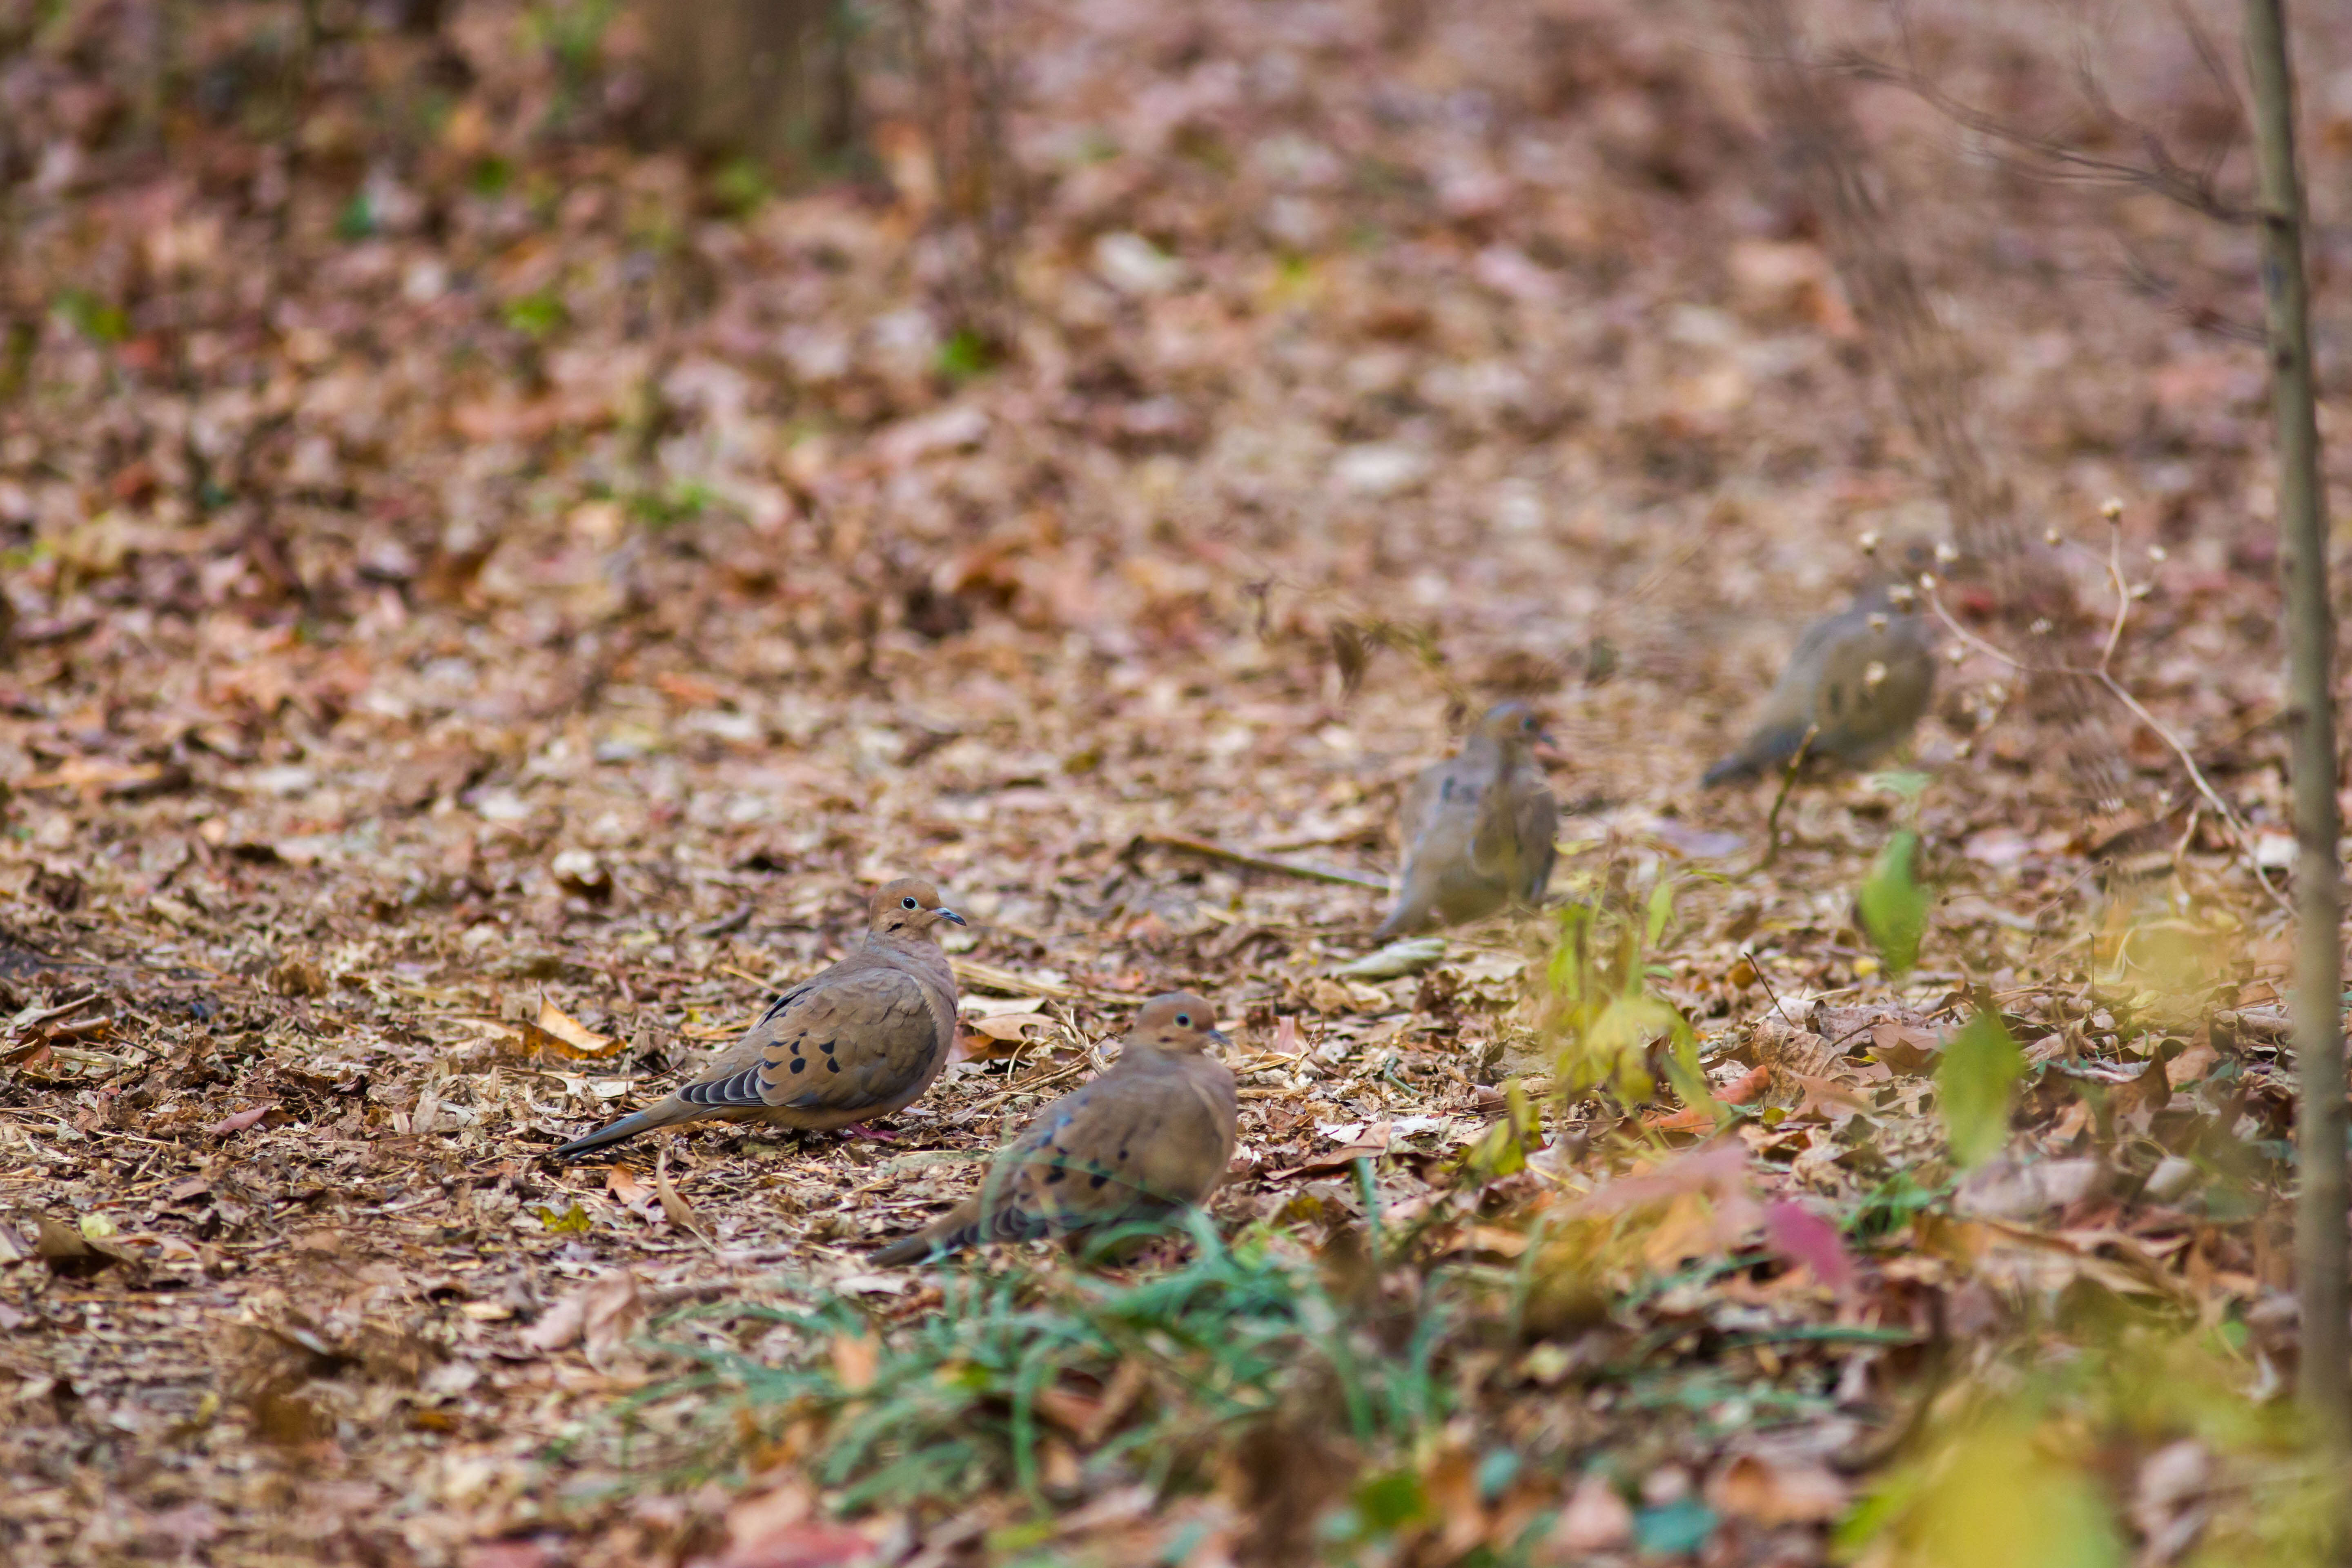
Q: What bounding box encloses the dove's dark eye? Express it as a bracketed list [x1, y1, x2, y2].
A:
[902, 896, 919, 909]
[1175, 1013, 1191, 1027]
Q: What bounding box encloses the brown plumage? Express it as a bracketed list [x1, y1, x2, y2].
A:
[1701, 579, 1936, 787]
[871, 992, 1237, 1265]
[1374, 702, 1559, 940]
[550, 879, 964, 1161]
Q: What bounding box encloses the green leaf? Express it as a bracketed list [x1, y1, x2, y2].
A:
[1465, 1079, 1541, 1180]
[708, 156, 771, 218]
[335, 191, 376, 241]
[934, 327, 996, 384]
[53, 289, 129, 345]
[1856, 829, 1929, 976]
[1352, 1470, 1428, 1533]
[1634, 1497, 1719, 1555]
[1645, 875, 1676, 947]
[501, 290, 567, 340]
[1938, 1010, 2022, 1170]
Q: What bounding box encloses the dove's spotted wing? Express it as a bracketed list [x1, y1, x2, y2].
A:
[676, 968, 946, 1115]
[976, 1058, 1234, 1243]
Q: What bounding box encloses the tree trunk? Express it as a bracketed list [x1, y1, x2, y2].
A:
[2245, 0, 2348, 1461]
[643, 0, 840, 163]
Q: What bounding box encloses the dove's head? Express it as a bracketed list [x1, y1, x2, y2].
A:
[1473, 701, 1551, 750]
[868, 878, 967, 942]
[1127, 991, 1229, 1053]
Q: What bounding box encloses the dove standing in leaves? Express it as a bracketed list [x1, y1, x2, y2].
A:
[1700, 575, 1936, 787]
[872, 992, 1237, 1265]
[1374, 701, 1559, 940]
[550, 879, 964, 1160]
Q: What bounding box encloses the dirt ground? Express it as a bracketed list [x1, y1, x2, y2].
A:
[1, 0, 2350, 1564]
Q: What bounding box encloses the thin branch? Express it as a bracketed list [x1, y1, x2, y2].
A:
[1130, 833, 1392, 893]
[2160, 0, 2244, 128]
[1920, 521, 2293, 915]
[1755, 726, 1818, 872]
[1824, 47, 2254, 225]
[2111, 246, 2269, 344]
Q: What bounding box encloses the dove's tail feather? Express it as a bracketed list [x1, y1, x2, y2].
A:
[550, 1100, 691, 1162]
[1374, 882, 1433, 941]
[872, 1204, 983, 1266]
[1699, 754, 1758, 788]
[1702, 722, 1811, 788]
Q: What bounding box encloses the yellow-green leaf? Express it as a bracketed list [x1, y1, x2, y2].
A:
[1937, 1010, 2021, 1170]
[1856, 830, 1929, 976]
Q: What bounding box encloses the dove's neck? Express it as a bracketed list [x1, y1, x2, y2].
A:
[869, 930, 954, 987]
[1462, 733, 1518, 784]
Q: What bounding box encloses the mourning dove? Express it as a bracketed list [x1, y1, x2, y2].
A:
[871, 992, 1236, 1264]
[1700, 577, 1936, 787]
[1374, 701, 1559, 940]
[550, 879, 964, 1160]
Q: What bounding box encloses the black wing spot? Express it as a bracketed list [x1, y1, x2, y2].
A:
[789, 1058, 806, 1074]
[1089, 1174, 1109, 1189]
[827, 1058, 841, 1073]
[820, 1040, 836, 1056]
[1045, 1169, 1066, 1185]
[1117, 1147, 1130, 1163]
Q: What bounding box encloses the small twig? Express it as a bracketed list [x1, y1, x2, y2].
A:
[1755, 727, 1818, 871]
[1921, 518, 2293, 915]
[690, 905, 755, 940]
[715, 962, 779, 993]
[963, 1038, 1109, 1115]
[1743, 948, 1795, 1025]
[1132, 833, 1390, 892]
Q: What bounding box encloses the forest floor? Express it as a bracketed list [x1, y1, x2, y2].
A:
[2, 0, 2351, 1564]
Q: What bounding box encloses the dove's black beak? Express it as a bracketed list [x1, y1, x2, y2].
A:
[937, 907, 967, 926]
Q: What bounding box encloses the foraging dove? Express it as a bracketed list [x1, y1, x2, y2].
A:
[1701, 577, 1936, 787]
[871, 992, 1236, 1264]
[550, 879, 964, 1160]
[1373, 701, 1559, 940]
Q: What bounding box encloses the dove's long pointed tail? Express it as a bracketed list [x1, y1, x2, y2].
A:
[550, 1100, 691, 1162]
[872, 1201, 982, 1266]
[1374, 878, 1432, 941]
[1702, 722, 1809, 788]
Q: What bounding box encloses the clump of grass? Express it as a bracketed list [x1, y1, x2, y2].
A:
[1537, 872, 1713, 1115]
[635, 1217, 1457, 1514]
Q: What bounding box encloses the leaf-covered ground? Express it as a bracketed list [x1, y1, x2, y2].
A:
[2, 0, 2350, 1564]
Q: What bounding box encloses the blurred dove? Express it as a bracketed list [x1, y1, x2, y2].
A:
[550, 879, 963, 1160]
[872, 992, 1236, 1264]
[1374, 701, 1559, 940]
[1701, 578, 1936, 787]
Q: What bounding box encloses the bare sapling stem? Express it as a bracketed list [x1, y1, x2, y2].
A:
[2243, 0, 2347, 1459]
